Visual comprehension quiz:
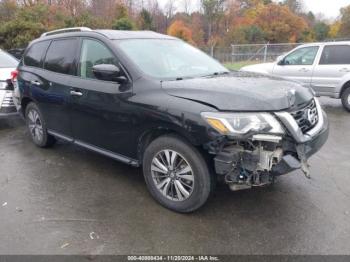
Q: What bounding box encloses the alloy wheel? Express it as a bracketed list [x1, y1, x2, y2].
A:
[27, 109, 44, 143]
[151, 150, 195, 202]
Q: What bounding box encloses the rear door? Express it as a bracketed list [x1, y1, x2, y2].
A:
[311, 45, 350, 96]
[19, 40, 51, 113]
[40, 38, 79, 138]
[272, 46, 319, 86]
[69, 38, 134, 157]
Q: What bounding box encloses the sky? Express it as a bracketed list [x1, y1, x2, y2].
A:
[303, 0, 349, 19]
[157, 0, 349, 20]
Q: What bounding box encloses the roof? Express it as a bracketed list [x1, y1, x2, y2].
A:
[299, 41, 350, 47]
[95, 30, 176, 40]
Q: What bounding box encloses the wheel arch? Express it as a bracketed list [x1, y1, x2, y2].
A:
[21, 97, 34, 116]
[340, 80, 350, 98]
[137, 127, 202, 164]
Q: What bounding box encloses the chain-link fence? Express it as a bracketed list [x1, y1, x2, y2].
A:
[203, 43, 304, 64]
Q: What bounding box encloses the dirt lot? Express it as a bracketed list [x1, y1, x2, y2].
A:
[0, 97, 349, 255]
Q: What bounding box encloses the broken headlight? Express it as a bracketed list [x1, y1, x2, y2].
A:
[201, 112, 284, 136]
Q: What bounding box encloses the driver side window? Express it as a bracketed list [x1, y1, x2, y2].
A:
[283, 46, 319, 66]
[79, 39, 118, 80]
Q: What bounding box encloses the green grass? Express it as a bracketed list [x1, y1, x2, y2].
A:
[224, 61, 258, 71]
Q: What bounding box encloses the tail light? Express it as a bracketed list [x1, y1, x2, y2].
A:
[11, 70, 18, 82]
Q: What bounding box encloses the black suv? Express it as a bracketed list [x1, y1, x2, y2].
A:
[16, 28, 329, 212]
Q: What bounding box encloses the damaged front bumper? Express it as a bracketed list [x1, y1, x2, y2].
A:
[213, 98, 329, 191]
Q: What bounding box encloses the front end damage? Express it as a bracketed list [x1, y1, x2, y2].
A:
[207, 98, 329, 191]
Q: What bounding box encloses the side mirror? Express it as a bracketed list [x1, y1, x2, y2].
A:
[92, 64, 127, 83]
[277, 55, 285, 66]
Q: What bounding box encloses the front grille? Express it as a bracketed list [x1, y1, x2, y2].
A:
[291, 99, 319, 133]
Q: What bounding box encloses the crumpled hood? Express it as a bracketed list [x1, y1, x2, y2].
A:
[161, 71, 314, 112]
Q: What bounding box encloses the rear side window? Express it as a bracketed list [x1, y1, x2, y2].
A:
[320, 45, 350, 65]
[44, 38, 78, 75]
[23, 41, 50, 68]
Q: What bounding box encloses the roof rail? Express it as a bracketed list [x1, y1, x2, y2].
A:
[41, 27, 92, 37]
[324, 38, 350, 42]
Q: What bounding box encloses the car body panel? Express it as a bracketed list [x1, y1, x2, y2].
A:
[241, 42, 350, 99]
[0, 50, 18, 117]
[162, 72, 314, 111]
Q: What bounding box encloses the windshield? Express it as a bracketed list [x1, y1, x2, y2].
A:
[115, 39, 228, 79]
[0, 50, 18, 68]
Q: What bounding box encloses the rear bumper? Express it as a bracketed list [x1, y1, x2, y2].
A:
[0, 111, 19, 118]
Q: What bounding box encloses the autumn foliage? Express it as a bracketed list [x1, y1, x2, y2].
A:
[254, 4, 308, 43]
[167, 20, 194, 44]
[0, 0, 349, 50]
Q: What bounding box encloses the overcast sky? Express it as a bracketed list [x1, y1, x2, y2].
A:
[157, 0, 349, 20]
[303, 0, 349, 19]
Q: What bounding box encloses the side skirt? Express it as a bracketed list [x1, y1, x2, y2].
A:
[47, 129, 140, 167]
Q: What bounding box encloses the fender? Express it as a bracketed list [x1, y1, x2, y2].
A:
[338, 74, 350, 98]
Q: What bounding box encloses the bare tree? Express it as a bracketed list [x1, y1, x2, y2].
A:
[182, 0, 192, 14]
[164, 0, 176, 19]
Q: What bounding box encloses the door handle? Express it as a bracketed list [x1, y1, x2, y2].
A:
[299, 68, 309, 72]
[30, 80, 41, 86]
[339, 68, 350, 73]
[70, 90, 83, 97]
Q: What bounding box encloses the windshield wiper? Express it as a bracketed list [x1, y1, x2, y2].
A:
[202, 71, 229, 78]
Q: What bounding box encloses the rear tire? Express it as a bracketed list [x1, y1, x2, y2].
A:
[25, 102, 56, 148]
[142, 135, 213, 213]
[341, 87, 350, 112]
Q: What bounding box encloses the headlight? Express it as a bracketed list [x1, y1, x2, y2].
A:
[201, 112, 284, 136]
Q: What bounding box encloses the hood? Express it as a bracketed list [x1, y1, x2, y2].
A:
[161, 71, 314, 112]
[240, 62, 274, 75]
[0, 68, 15, 81]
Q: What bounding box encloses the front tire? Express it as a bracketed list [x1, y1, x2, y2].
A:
[142, 135, 213, 213]
[341, 87, 350, 112]
[25, 102, 56, 148]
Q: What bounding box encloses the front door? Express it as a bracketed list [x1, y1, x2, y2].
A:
[70, 38, 134, 157]
[272, 46, 319, 87]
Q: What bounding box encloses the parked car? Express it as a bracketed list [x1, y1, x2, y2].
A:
[241, 41, 350, 111]
[7, 48, 26, 60]
[0, 49, 18, 118]
[15, 28, 329, 212]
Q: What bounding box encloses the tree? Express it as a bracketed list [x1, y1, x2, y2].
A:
[0, 0, 18, 23]
[255, 3, 308, 43]
[138, 8, 154, 30]
[328, 21, 341, 39]
[339, 5, 350, 38]
[226, 25, 265, 44]
[201, 0, 225, 39]
[313, 22, 330, 41]
[182, 0, 192, 14]
[167, 20, 194, 43]
[112, 17, 135, 30]
[283, 0, 303, 14]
